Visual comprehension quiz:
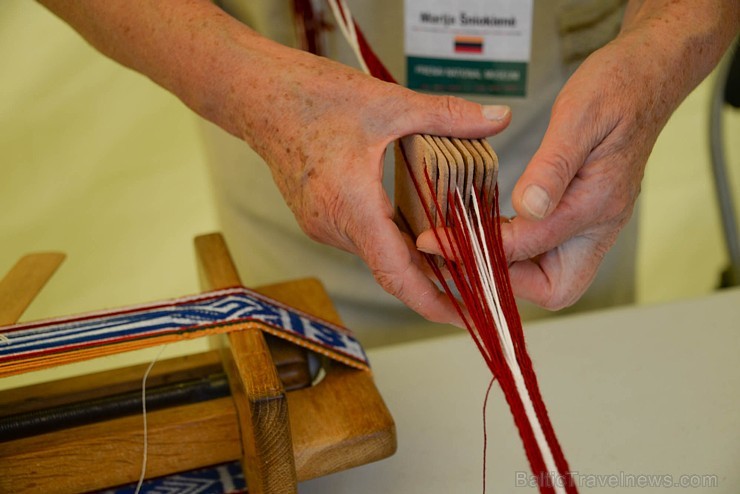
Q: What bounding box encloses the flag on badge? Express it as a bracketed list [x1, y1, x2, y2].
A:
[454, 35, 484, 54]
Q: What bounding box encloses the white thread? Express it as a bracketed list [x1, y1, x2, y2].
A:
[0, 334, 10, 345]
[217, 464, 236, 492]
[326, 0, 371, 75]
[462, 191, 564, 493]
[134, 344, 168, 494]
[324, 1, 564, 486]
[326, 0, 351, 45]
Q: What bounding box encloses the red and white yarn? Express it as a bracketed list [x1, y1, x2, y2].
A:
[326, 0, 369, 74]
[323, 2, 579, 491]
[438, 186, 576, 494]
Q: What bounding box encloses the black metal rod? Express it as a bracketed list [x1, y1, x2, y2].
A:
[0, 373, 231, 441]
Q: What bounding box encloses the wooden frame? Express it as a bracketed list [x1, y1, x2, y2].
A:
[0, 233, 396, 493]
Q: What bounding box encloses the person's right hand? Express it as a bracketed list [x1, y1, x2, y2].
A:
[38, 0, 511, 324]
[233, 41, 510, 324]
[42, 0, 510, 322]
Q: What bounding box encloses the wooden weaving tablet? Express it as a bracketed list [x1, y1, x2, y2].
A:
[395, 134, 498, 238]
[0, 233, 396, 494]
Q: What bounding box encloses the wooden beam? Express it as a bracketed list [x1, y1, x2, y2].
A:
[195, 233, 396, 481]
[195, 233, 298, 494]
[0, 234, 396, 493]
[0, 398, 240, 494]
[0, 351, 224, 417]
[256, 277, 397, 481]
[0, 253, 65, 326]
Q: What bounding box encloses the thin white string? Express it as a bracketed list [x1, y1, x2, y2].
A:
[463, 193, 564, 493]
[326, 0, 351, 45]
[134, 344, 168, 494]
[326, 0, 371, 74]
[0, 334, 10, 344]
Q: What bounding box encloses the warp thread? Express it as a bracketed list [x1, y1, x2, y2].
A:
[323, 3, 578, 492]
[419, 180, 576, 494]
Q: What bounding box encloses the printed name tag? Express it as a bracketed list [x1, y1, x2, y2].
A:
[405, 0, 533, 97]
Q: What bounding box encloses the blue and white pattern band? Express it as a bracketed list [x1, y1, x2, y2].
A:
[0, 287, 369, 376]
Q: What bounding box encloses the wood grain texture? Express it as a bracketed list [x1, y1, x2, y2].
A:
[195, 234, 396, 483]
[223, 329, 297, 494]
[231, 260, 397, 482]
[195, 233, 311, 390]
[196, 233, 298, 494]
[0, 351, 224, 417]
[0, 253, 65, 326]
[0, 398, 241, 494]
[0, 234, 395, 493]
[256, 277, 397, 480]
[196, 233, 396, 482]
[263, 334, 311, 391]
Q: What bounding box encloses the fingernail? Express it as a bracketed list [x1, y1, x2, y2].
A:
[522, 184, 550, 219]
[482, 105, 510, 122]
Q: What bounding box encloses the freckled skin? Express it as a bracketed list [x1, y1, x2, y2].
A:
[38, 0, 740, 319]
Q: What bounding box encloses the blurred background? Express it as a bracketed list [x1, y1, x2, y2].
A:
[1, 2, 739, 331]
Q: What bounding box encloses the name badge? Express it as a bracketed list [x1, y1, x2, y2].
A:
[405, 0, 534, 97]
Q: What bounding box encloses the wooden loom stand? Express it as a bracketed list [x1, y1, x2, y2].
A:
[0, 233, 396, 493]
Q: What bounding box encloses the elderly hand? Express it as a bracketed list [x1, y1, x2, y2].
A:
[40, 0, 736, 321]
[502, 1, 738, 309]
[240, 48, 510, 323]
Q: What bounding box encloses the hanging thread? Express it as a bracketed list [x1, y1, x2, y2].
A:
[134, 344, 168, 494]
[324, 4, 578, 492]
[424, 184, 575, 494]
[482, 375, 495, 494]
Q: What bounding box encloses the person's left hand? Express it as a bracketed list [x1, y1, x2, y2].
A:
[417, 2, 738, 313]
[500, 29, 687, 309]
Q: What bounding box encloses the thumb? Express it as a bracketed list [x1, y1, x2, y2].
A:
[511, 109, 592, 221]
[402, 92, 511, 139]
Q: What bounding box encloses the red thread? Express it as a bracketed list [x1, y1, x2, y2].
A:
[353, 23, 397, 84]
[292, 0, 324, 55]
[398, 145, 578, 493]
[312, 4, 578, 491]
[482, 376, 496, 494]
[330, 0, 397, 84]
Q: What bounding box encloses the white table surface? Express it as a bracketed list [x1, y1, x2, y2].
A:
[301, 288, 740, 493]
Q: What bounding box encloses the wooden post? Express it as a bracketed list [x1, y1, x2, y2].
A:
[0, 236, 395, 493]
[195, 233, 298, 494]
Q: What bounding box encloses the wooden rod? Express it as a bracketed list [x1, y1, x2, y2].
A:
[0, 253, 65, 326]
[195, 233, 298, 494]
[0, 398, 241, 494]
[0, 235, 395, 493]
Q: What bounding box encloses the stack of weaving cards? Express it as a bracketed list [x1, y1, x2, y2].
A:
[394, 134, 498, 237]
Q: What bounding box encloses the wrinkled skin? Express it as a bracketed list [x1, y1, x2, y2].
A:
[40, 0, 739, 325]
[238, 50, 511, 324]
[419, 2, 739, 315]
[502, 33, 668, 310]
